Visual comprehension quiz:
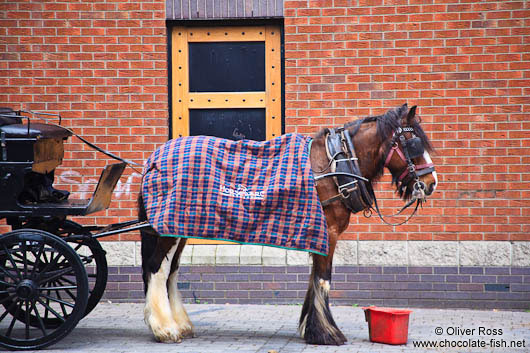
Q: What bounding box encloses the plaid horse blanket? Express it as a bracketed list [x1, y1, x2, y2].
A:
[142, 134, 329, 255]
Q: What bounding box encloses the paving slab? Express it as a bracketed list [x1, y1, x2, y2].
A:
[26, 303, 530, 352]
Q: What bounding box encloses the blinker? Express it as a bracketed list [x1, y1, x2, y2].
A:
[403, 136, 424, 159]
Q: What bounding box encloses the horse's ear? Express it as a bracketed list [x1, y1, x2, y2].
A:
[407, 105, 417, 123]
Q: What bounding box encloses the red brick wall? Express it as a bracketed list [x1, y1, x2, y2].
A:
[1, 0, 529, 242]
[0, 0, 168, 239]
[283, 0, 530, 242]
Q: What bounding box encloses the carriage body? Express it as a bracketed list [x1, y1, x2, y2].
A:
[0, 111, 125, 218]
[0, 109, 127, 350]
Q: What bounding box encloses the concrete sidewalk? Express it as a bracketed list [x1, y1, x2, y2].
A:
[47, 303, 529, 353]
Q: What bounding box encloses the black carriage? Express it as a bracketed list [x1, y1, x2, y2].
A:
[0, 108, 144, 350]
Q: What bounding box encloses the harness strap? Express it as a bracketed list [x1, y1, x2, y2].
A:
[343, 128, 373, 210]
[320, 193, 344, 207]
[399, 163, 434, 182]
[314, 172, 368, 183]
[384, 145, 406, 167]
[368, 183, 422, 226]
[317, 127, 372, 213]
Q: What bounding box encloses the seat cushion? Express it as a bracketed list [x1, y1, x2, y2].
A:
[0, 123, 72, 139]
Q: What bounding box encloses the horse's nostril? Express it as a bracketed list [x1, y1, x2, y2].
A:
[426, 183, 435, 195]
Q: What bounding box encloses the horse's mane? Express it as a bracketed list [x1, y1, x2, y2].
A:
[315, 104, 433, 152]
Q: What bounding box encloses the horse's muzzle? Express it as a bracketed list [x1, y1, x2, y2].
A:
[425, 182, 436, 196]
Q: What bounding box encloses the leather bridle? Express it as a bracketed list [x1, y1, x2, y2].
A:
[385, 126, 435, 192]
[312, 122, 435, 225]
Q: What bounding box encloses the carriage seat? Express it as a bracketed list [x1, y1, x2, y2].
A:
[0, 123, 72, 140]
[0, 107, 22, 126]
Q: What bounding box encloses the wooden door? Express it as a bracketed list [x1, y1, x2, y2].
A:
[171, 25, 282, 140]
[171, 25, 282, 244]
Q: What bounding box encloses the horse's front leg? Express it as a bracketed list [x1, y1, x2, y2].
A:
[167, 238, 194, 338]
[299, 235, 347, 345]
[142, 233, 182, 343]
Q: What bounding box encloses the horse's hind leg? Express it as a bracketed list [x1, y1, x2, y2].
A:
[167, 238, 194, 338]
[142, 230, 182, 343]
[299, 236, 347, 345]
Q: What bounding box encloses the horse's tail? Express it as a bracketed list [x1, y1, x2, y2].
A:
[137, 192, 147, 222]
[138, 192, 158, 293]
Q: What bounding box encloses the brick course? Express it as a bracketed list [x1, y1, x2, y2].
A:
[104, 265, 530, 309]
[0, 3, 529, 248]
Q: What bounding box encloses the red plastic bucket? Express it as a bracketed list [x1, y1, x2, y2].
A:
[362, 307, 412, 345]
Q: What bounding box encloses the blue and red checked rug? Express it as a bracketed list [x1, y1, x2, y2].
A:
[142, 134, 329, 255]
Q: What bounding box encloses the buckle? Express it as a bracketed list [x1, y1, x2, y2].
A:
[339, 180, 357, 199]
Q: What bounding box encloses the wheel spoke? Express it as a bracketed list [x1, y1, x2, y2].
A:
[36, 249, 62, 281]
[5, 300, 22, 338]
[0, 266, 19, 282]
[4, 257, 34, 266]
[42, 281, 53, 321]
[1, 243, 22, 279]
[22, 242, 28, 278]
[32, 300, 47, 336]
[0, 279, 16, 287]
[10, 252, 29, 264]
[0, 298, 18, 323]
[10, 251, 23, 260]
[39, 265, 75, 284]
[25, 299, 30, 339]
[55, 278, 77, 301]
[41, 245, 49, 265]
[0, 292, 17, 305]
[36, 297, 66, 322]
[51, 281, 68, 316]
[40, 293, 75, 309]
[56, 275, 76, 286]
[38, 285, 77, 291]
[65, 287, 78, 300]
[30, 242, 46, 278]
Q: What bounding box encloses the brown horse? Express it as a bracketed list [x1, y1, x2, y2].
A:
[137, 103, 437, 345]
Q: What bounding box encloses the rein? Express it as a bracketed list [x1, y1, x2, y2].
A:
[311, 122, 432, 226]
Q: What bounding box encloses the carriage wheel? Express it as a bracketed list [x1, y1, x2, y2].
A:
[58, 221, 108, 318]
[12, 219, 109, 320]
[0, 229, 88, 350]
[0, 225, 105, 329]
[64, 236, 107, 318]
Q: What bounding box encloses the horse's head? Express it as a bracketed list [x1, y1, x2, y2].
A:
[346, 103, 437, 205]
[313, 104, 437, 219]
[378, 104, 437, 201]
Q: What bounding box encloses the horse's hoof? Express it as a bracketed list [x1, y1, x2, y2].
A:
[152, 324, 183, 343]
[305, 336, 347, 346]
[181, 329, 194, 339]
[304, 328, 347, 346]
[180, 324, 194, 339]
[146, 315, 183, 343]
